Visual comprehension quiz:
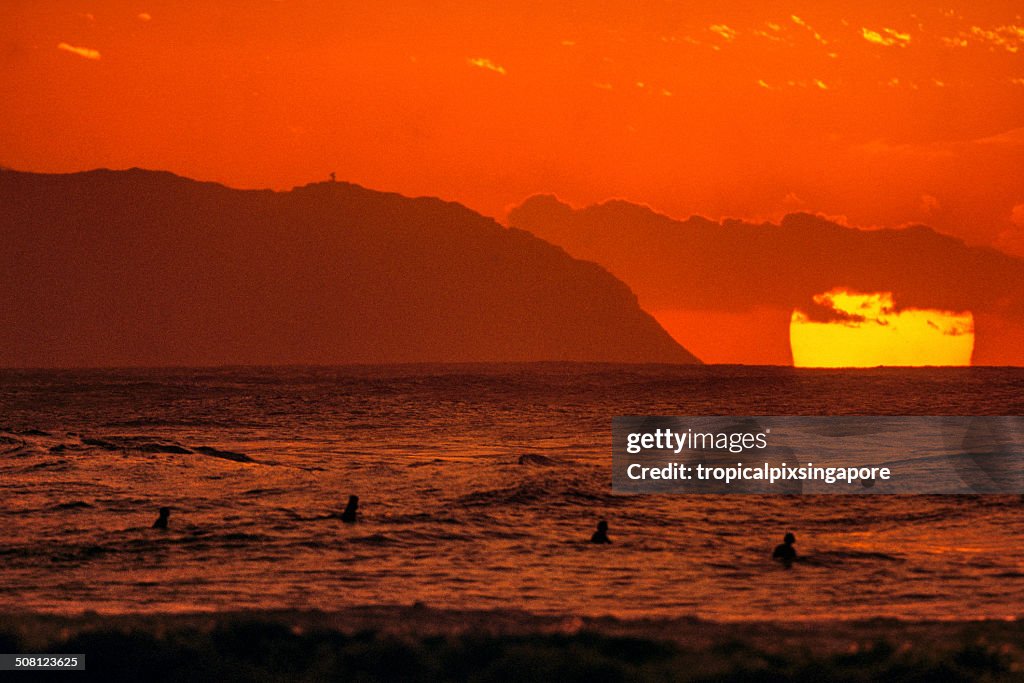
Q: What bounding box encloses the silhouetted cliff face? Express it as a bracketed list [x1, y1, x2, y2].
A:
[509, 195, 1024, 365]
[0, 169, 697, 366]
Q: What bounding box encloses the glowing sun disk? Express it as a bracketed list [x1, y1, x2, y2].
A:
[790, 289, 973, 368]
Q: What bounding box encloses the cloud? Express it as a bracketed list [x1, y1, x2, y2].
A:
[708, 25, 737, 41]
[753, 28, 784, 43]
[795, 290, 975, 343]
[57, 42, 101, 60]
[796, 295, 870, 326]
[861, 27, 910, 47]
[806, 290, 895, 326]
[883, 28, 911, 43]
[861, 29, 887, 45]
[938, 320, 971, 336]
[467, 57, 506, 75]
[969, 25, 1022, 53]
[790, 15, 828, 45]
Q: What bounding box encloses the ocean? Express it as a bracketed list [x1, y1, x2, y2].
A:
[1, 364, 1023, 622]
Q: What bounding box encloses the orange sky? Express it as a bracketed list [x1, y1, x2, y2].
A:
[2, 1, 1023, 256]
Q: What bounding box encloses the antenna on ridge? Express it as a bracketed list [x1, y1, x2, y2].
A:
[329, 172, 336, 183]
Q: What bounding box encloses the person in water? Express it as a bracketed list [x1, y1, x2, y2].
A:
[590, 520, 611, 544]
[341, 495, 359, 523]
[772, 532, 797, 565]
[153, 507, 170, 530]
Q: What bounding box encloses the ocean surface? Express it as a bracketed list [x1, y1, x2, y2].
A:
[1, 364, 1023, 622]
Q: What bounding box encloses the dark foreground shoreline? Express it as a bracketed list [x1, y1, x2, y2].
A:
[2, 606, 1022, 681]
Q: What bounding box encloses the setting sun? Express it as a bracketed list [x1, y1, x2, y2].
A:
[790, 289, 974, 368]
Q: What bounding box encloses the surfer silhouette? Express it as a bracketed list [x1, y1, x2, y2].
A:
[153, 507, 170, 530]
[341, 495, 359, 523]
[772, 532, 797, 566]
[590, 520, 611, 544]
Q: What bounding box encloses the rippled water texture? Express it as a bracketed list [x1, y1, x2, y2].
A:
[1, 365, 1023, 620]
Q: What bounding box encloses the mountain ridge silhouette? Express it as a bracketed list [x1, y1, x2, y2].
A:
[0, 168, 698, 367]
[509, 194, 1024, 365]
